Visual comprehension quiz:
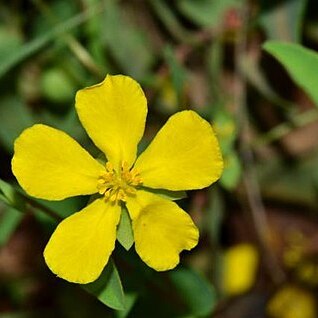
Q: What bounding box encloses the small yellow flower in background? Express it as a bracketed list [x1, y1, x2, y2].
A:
[267, 285, 316, 318]
[11, 75, 223, 284]
[222, 243, 259, 296]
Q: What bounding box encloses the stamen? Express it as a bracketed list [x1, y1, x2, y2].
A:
[106, 162, 114, 172]
[97, 161, 142, 203]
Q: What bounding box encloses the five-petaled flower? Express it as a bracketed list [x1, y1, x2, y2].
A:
[12, 75, 223, 284]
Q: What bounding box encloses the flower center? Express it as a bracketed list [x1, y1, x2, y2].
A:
[97, 162, 142, 202]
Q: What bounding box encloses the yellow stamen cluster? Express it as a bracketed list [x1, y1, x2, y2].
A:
[97, 162, 142, 202]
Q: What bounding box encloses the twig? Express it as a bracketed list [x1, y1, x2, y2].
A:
[235, 4, 285, 285]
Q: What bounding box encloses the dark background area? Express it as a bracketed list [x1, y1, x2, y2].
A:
[1, 0, 318, 317]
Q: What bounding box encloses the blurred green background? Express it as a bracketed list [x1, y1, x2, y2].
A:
[1, 0, 318, 317]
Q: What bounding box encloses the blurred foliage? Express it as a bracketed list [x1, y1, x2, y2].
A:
[1, 0, 318, 317]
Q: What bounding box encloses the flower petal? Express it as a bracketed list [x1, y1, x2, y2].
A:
[126, 191, 199, 271]
[44, 199, 121, 284]
[75, 75, 147, 169]
[134, 110, 223, 191]
[12, 124, 103, 200]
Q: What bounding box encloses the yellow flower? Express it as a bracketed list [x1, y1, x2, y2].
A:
[11, 75, 223, 284]
[222, 244, 259, 296]
[267, 285, 316, 318]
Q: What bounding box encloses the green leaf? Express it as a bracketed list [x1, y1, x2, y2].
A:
[220, 152, 242, 190]
[0, 179, 26, 212]
[84, 259, 125, 310]
[178, 0, 240, 28]
[0, 204, 23, 247]
[115, 293, 138, 318]
[0, 27, 23, 61]
[117, 206, 134, 251]
[0, 194, 8, 205]
[263, 41, 318, 107]
[258, 0, 308, 42]
[0, 97, 35, 153]
[142, 188, 187, 201]
[169, 267, 217, 317]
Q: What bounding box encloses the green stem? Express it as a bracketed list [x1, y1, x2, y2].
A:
[24, 196, 62, 222]
[31, 0, 104, 78]
[253, 108, 318, 147]
[0, 4, 103, 79]
[0, 178, 62, 222]
[235, 3, 285, 285]
[148, 0, 194, 44]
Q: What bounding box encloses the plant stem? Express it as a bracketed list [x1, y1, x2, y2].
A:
[24, 196, 63, 222]
[253, 108, 318, 147]
[235, 3, 285, 285]
[31, 0, 104, 78]
[148, 0, 194, 44]
[0, 4, 103, 79]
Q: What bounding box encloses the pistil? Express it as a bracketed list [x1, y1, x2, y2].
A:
[97, 161, 142, 202]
